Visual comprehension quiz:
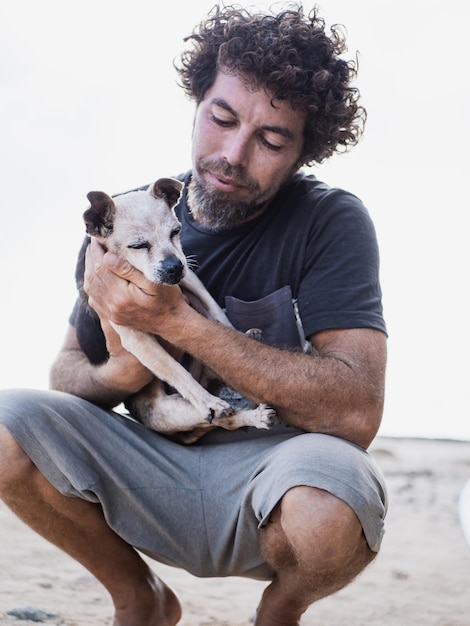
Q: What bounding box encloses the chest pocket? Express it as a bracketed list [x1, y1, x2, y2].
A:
[225, 285, 307, 351]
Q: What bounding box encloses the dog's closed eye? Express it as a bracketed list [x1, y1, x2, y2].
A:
[128, 241, 151, 250]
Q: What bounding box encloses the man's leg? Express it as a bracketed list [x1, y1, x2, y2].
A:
[256, 485, 376, 626]
[0, 425, 181, 626]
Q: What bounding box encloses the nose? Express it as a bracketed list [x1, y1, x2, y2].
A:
[158, 254, 184, 285]
[223, 129, 250, 167]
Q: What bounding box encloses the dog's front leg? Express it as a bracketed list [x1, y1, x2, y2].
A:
[181, 270, 233, 326]
[111, 324, 233, 427]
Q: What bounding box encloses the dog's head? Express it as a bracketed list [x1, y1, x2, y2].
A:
[83, 177, 186, 285]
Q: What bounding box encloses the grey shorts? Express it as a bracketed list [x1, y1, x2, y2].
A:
[0, 388, 387, 581]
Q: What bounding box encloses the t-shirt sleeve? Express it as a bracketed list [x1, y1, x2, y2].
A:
[297, 190, 386, 338]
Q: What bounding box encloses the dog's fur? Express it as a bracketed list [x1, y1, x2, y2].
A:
[75, 178, 275, 442]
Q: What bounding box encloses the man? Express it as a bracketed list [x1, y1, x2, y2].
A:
[0, 5, 387, 626]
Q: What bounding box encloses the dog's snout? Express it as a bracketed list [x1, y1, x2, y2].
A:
[159, 254, 185, 285]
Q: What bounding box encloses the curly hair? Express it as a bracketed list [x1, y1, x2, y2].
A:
[176, 4, 366, 166]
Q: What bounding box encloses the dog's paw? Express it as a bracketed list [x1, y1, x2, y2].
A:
[245, 327, 263, 342]
[206, 399, 234, 423]
[252, 404, 276, 429]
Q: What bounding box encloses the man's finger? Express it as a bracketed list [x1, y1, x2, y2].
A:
[103, 251, 135, 279]
[87, 238, 105, 266]
[103, 250, 158, 295]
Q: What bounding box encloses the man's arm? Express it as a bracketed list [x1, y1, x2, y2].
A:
[49, 322, 154, 408]
[155, 311, 385, 448]
[171, 320, 386, 448]
[84, 240, 386, 448]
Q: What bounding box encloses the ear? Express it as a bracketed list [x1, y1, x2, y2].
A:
[149, 178, 184, 209]
[83, 191, 116, 237]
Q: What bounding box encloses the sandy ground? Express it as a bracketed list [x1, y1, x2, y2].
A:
[1, 436, 470, 626]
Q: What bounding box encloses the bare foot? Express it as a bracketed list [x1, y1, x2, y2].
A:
[113, 571, 182, 626]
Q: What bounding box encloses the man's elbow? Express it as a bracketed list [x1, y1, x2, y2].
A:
[49, 354, 64, 391]
[350, 401, 384, 449]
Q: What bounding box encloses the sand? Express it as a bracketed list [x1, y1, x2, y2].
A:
[1, 436, 470, 625]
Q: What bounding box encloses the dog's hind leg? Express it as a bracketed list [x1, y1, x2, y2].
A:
[126, 379, 219, 433]
[112, 324, 234, 426]
[212, 404, 276, 431]
[127, 382, 275, 443]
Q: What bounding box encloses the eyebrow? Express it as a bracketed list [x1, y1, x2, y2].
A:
[211, 97, 296, 141]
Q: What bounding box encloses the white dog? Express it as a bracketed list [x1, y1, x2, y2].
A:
[75, 178, 275, 442]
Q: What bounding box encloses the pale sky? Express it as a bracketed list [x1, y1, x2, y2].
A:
[1, 0, 469, 440]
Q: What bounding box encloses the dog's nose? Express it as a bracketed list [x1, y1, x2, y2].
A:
[159, 254, 184, 285]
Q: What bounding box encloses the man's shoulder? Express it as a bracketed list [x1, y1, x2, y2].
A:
[288, 171, 363, 206]
[280, 172, 369, 229]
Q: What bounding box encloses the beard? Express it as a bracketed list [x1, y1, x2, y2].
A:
[188, 158, 270, 231]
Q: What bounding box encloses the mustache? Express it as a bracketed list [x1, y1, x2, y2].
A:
[199, 158, 259, 192]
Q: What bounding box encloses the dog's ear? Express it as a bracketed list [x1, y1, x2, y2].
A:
[83, 191, 116, 237]
[150, 178, 184, 209]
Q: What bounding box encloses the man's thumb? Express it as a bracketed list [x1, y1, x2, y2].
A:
[103, 251, 155, 293]
[103, 252, 135, 279]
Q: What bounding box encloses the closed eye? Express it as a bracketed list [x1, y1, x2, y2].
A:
[211, 114, 234, 128]
[127, 241, 150, 250]
[259, 135, 283, 152]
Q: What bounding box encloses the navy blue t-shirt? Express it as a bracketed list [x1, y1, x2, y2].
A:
[173, 170, 386, 349]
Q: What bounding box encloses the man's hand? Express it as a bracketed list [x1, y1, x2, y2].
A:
[84, 239, 189, 336]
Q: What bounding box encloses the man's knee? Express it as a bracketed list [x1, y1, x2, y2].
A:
[0, 425, 34, 494]
[265, 485, 374, 572]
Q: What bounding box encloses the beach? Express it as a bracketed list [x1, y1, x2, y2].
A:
[1, 436, 470, 625]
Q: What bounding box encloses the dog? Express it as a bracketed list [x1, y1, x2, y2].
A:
[74, 177, 275, 442]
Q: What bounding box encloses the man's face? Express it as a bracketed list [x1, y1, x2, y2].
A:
[190, 71, 306, 230]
